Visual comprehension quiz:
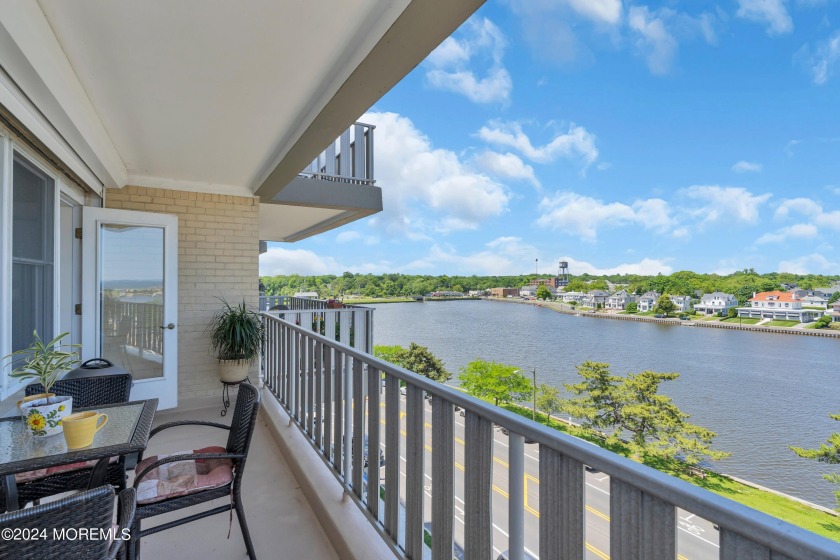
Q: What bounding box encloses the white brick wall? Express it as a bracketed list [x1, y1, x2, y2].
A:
[106, 186, 259, 401]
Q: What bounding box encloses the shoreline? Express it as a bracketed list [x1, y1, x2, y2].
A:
[485, 297, 840, 339]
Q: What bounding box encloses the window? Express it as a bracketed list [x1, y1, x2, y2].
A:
[10, 152, 55, 356]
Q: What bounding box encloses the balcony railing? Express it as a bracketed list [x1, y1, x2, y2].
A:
[299, 122, 375, 186]
[259, 296, 373, 353]
[261, 313, 840, 560]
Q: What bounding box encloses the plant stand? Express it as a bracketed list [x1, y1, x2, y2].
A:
[220, 377, 250, 417]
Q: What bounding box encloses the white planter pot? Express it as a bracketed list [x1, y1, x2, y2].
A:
[219, 360, 250, 383]
[20, 395, 73, 437]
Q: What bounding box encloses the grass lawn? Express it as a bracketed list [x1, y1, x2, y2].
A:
[636, 311, 655, 316]
[764, 320, 800, 327]
[721, 317, 761, 324]
[803, 322, 819, 329]
[498, 402, 840, 542]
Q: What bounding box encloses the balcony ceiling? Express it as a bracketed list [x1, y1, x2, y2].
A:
[35, 0, 408, 194]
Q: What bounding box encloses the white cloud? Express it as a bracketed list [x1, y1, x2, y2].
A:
[736, 0, 793, 35]
[403, 237, 539, 275]
[562, 0, 623, 25]
[778, 253, 839, 274]
[732, 160, 763, 173]
[797, 31, 840, 84]
[558, 256, 674, 275]
[335, 231, 378, 245]
[628, 6, 679, 74]
[477, 121, 598, 168]
[755, 223, 819, 244]
[536, 192, 673, 241]
[472, 151, 540, 188]
[775, 197, 840, 230]
[362, 111, 510, 236]
[260, 247, 342, 276]
[425, 18, 512, 104]
[680, 186, 772, 226]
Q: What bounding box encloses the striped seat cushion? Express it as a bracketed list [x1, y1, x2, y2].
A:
[16, 456, 119, 483]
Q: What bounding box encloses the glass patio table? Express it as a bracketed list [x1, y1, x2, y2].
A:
[0, 399, 158, 511]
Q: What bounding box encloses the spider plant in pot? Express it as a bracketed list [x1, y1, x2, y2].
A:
[209, 299, 264, 383]
[3, 331, 79, 437]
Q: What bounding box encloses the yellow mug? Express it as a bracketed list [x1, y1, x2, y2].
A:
[62, 411, 108, 449]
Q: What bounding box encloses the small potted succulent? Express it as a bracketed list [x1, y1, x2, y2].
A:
[4, 331, 79, 437]
[209, 299, 264, 383]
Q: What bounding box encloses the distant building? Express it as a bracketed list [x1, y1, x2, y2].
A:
[637, 291, 661, 312]
[294, 291, 319, 299]
[490, 287, 519, 298]
[468, 290, 485, 297]
[812, 283, 840, 297]
[738, 291, 819, 323]
[694, 292, 738, 316]
[520, 286, 537, 298]
[529, 277, 564, 288]
[801, 295, 829, 309]
[669, 295, 692, 313]
[561, 291, 585, 304]
[582, 290, 610, 308]
[606, 290, 635, 310]
[833, 302, 840, 322]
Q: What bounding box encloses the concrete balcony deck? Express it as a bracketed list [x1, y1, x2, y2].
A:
[136, 400, 338, 560]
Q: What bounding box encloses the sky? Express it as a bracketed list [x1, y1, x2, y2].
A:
[260, 0, 840, 278]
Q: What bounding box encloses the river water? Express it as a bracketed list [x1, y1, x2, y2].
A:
[369, 299, 840, 508]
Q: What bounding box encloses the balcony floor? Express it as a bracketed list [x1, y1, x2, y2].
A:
[132, 399, 338, 560]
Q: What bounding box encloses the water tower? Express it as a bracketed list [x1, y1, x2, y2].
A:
[557, 261, 570, 287]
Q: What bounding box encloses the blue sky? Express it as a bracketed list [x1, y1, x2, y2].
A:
[261, 0, 840, 277]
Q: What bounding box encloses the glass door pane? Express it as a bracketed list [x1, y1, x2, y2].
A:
[99, 224, 164, 380]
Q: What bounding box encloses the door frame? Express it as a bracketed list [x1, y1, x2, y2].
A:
[81, 208, 178, 409]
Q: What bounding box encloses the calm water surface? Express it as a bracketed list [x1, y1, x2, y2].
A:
[370, 300, 840, 508]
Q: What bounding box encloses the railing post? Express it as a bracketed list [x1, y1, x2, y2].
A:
[405, 384, 425, 559]
[611, 478, 675, 560]
[343, 353, 352, 488]
[464, 412, 492, 559]
[508, 433, 525, 560]
[431, 397, 454, 560]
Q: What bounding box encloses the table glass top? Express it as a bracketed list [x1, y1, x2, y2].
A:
[0, 403, 145, 466]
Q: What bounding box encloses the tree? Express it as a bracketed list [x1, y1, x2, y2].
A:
[790, 411, 840, 508]
[536, 384, 563, 422]
[559, 361, 729, 465]
[536, 284, 552, 300]
[373, 343, 450, 383]
[816, 315, 832, 329]
[625, 301, 638, 313]
[654, 295, 676, 317]
[727, 307, 737, 318]
[459, 359, 531, 406]
[400, 343, 451, 382]
[829, 291, 840, 305]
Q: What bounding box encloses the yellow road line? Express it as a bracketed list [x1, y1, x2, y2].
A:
[586, 542, 610, 560]
[587, 505, 610, 522]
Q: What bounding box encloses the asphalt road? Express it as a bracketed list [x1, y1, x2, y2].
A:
[378, 394, 721, 560]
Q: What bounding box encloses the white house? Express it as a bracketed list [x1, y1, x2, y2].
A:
[294, 291, 319, 300]
[582, 290, 610, 308]
[562, 291, 585, 304]
[669, 295, 692, 313]
[834, 302, 840, 322]
[637, 291, 661, 312]
[693, 292, 738, 316]
[606, 290, 635, 310]
[738, 291, 820, 323]
[801, 295, 829, 308]
[520, 286, 537, 298]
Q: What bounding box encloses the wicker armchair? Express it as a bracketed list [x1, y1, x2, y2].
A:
[0, 485, 136, 560]
[6, 373, 134, 509]
[128, 382, 260, 560]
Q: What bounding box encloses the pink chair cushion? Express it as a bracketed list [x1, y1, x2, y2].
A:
[15, 456, 119, 483]
[135, 446, 233, 504]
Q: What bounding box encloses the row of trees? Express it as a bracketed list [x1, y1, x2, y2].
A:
[261, 270, 839, 303]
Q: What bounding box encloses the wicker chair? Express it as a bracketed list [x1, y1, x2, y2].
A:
[7, 373, 134, 509]
[128, 382, 260, 560]
[0, 485, 136, 560]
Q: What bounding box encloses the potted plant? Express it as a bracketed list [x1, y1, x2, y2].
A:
[209, 299, 264, 383]
[3, 331, 79, 437]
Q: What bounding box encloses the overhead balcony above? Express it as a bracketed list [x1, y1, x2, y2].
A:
[260, 122, 382, 243]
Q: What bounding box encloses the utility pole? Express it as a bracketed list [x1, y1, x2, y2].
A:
[535, 258, 538, 276]
[532, 367, 537, 421]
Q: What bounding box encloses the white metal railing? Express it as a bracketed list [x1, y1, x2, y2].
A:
[298, 122, 375, 186]
[259, 296, 373, 353]
[261, 313, 840, 560]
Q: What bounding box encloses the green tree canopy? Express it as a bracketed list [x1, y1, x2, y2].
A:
[536, 284, 552, 300]
[559, 361, 729, 465]
[654, 295, 676, 316]
[373, 343, 451, 383]
[459, 359, 531, 406]
[625, 301, 638, 313]
[536, 384, 563, 422]
[791, 411, 840, 508]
